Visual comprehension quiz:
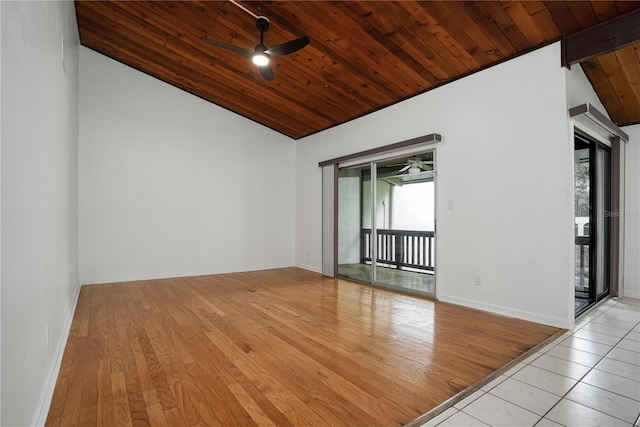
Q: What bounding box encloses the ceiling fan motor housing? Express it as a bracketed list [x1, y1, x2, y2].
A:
[256, 16, 270, 32]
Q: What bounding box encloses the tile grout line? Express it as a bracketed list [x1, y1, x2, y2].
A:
[454, 298, 638, 427]
[531, 298, 640, 426]
[423, 297, 639, 427]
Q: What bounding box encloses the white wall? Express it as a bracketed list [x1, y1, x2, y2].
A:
[79, 48, 296, 284]
[566, 63, 608, 113]
[623, 125, 640, 298]
[1, 3, 3, 423]
[296, 43, 575, 328]
[1, 2, 80, 425]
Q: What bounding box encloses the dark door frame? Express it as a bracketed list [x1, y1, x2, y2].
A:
[575, 131, 613, 316]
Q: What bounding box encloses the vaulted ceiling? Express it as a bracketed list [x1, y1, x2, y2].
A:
[75, 1, 640, 139]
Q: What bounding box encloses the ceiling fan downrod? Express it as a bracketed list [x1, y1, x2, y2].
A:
[229, 0, 259, 19]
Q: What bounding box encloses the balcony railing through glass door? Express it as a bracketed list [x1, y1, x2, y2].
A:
[362, 228, 435, 272]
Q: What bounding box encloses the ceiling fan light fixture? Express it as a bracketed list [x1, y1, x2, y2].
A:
[202, 14, 308, 81]
[408, 165, 421, 175]
[252, 52, 270, 66]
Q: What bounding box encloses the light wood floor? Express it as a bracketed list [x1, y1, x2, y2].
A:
[46, 268, 559, 426]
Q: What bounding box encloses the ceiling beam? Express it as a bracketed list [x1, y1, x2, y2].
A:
[562, 9, 640, 67]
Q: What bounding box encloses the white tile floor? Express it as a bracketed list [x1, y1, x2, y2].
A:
[421, 297, 640, 427]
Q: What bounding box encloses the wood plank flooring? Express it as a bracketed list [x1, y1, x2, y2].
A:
[46, 268, 559, 426]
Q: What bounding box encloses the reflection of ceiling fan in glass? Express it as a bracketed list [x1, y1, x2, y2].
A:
[398, 157, 433, 175]
[380, 157, 435, 186]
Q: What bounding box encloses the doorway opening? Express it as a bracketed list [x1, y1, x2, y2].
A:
[574, 132, 611, 316]
[337, 152, 436, 297]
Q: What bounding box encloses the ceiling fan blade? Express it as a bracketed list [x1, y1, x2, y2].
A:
[265, 36, 310, 57]
[259, 64, 274, 81]
[201, 38, 252, 56]
[399, 165, 411, 172]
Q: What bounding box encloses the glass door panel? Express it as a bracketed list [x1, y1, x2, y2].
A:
[574, 139, 591, 314]
[338, 164, 371, 283]
[337, 152, 436, 298]
[574, 133, 611, 316]
[374, 155, 435, 295]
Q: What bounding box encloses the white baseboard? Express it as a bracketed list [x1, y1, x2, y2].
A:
[31, 283, 82, 427]
[80, 263, 296, 285]
[624, 289, 640, 299]
[295, 263, 322, 274]
[438, 293, 572, 329]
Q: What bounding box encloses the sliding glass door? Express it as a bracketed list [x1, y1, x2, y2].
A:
[574, 133, 611, 316]
[338, 152, 435, 297]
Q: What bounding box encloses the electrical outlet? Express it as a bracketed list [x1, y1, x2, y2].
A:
[45, 324, 50, 347]
[307, 250, 310, 258]
[474, 274, 482, 286]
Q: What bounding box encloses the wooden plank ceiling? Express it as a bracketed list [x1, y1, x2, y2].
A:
[75, 1, 640, 139]
[581, 42, 640, 127]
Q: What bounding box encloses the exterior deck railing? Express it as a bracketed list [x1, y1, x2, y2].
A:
[361, 229, 434, 272]
[575, 235, 589, 290]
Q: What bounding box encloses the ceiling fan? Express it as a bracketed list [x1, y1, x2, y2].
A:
[201, 16, 310, 81]
[398, 158, 434, 175]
